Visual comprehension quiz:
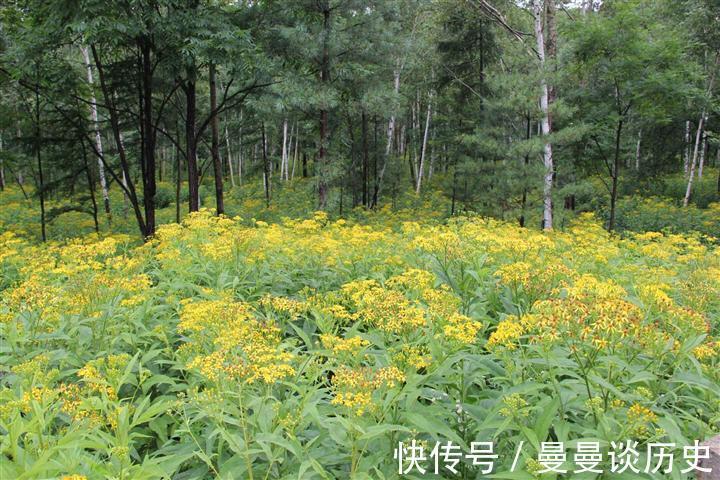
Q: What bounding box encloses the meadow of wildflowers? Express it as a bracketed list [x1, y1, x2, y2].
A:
[1, 207, 719, 478]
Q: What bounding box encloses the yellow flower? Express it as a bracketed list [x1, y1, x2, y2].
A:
[499, 393, 530, 418]
[393, 344, 432, 370]
[179, 299, 295, 385]
[488, 320, 524, 350]
[694, 342, 718, 362]
[627, 403, 657, 439]
[259, 295, 308, 318]
[443, 313, 482, 344]
[341, 280, 426, 333]
[320, 334, 369, 356]
[331, 366, 405, 415]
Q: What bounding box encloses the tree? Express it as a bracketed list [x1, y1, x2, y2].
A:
[564, 0, 697, 231]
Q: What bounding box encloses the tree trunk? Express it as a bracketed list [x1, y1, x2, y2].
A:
[35, 68, 46, 242]
[416, 92, 432, 194]
[262, 122, 271, 207]
[175, 125, 181, 223]
[372, 65, 401, 208]
[209, 63, 224, 215]
[291, 122, 299, 180]
[317, 2, 331, 209]
[685, 54, 718, 206]
[698, 127, 707, 179]
[185, 76, 199, 212]
[545, 0, 558, 107]
[90, 44, 146, 238]
[81, 140, 100, 233]
[533, 0, 554, 230]
[361, 110, 369, 206]
[684, 120, 691, 174]
[281, 117, 288, 181]
[635, 129, 641, 171]
[428, 127, 436, 181]
[684, 113, 706, 207]
[225, 121, 235, 188]
[80, 45, 111, 222]
[609, 117, 624, 232]
[140, 38, 156, 237]
[410, 95, 419, 187]
[406, 135, 416, 187]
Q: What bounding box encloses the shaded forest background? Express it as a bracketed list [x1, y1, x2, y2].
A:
[0, 0, 719, 241]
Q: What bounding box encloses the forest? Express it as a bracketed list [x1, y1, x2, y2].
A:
[1, 0, 719, 478]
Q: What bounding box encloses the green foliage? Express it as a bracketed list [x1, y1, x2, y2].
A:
[0, 210, 718, 478]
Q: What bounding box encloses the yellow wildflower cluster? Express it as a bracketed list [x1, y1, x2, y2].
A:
[2, 276, 65, 325]
[627, 403, 657, 439]
[0, 231, 26, 262]
[443, 313, 482, 344]
[13, 353, 56, 384]
[320, 333, 369, 356]
[331, 365, 405, 415]
[179, 299, 295, 384]
[638, 282, 708, 334]
[0, 195, 718, 475]
[495, 261, 574, 302]
[77, 354, 131, 400]
[341, 279, 426, 333]
[259, 294, 308, 318]
[488, 319, 525, 350]
[411, 228, 463, 259]
[694, 342, 718, 362]
[564, 274, 627, 302]
[385, 268, 435, 291]
[392, 344, 432, 371]
[499, 393, 530, 419]
[421, 285, 462, 318]
[457, 217, 555, 260]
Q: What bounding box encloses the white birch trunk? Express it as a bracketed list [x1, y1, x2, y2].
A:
[286, 120, 294, 181]
[387, 67, 401, 157]
[635, 129, 641, 171]
[225, 122, 235, 187]
[412, 92, 420, 182]
[534, 0, 554, 230]
[292, 122, 299, 180]
[428, 127, 436, 181]
[81, 45, 111, 216]
[416, 92, 432, 194]
[118, 131, 129, 212]
[684, 112, 706, 206]
[374, 66, 402, 202]
[698, 118, 707, 179]
[684, 120, 691, 174]
[582, 0, 591, 14]
[281, 117, 288, 181]
[685, 54, 718, 206]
